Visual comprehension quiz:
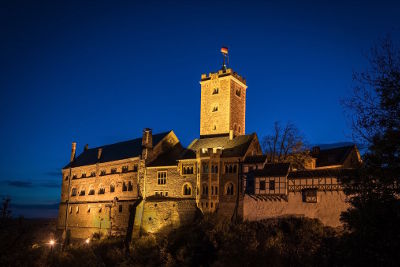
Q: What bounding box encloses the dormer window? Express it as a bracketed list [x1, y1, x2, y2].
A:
[212, 105, 218, 112]
[212, 88, 219, 94]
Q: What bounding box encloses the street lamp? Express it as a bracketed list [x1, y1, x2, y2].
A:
[85, 238, 90, 245]
[49, 239, 55, 253]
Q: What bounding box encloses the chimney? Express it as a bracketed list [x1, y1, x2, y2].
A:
[142, 128, 153, 160]
[70, 142, 76, 162]
[229, 130, 234, 140]
[84, 144, 89, 151]
[97, 148, 103, 160]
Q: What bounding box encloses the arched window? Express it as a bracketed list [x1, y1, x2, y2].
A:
[233, 165, 237, 173]
[88, 185, 95, 195]
[225, 165, 229, 173]
[98, 184, 105, 194]
[211, 165, 215, 173]
[229, 165, 233, 173]
[225, 183, 234, 195]
[79, 187, 86, 196]
[183, 184, 192, 196]
[215, 166, 218, 173]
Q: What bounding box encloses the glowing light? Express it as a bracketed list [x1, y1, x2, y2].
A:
[85, 238, 90, 244]
[49, 239, 55, 246]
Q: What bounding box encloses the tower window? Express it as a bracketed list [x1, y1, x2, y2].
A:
[213, 88, 219, 94]
[212, 105, 218, 112]
[213, 125, 217, 130]
[235, 88, 241, 97]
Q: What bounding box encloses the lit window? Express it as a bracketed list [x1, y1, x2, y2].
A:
[157, 171, 167, 185]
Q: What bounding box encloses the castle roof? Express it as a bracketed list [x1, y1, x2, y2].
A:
[314, 145, 356, 167]
[63, 131, 170, 169]
[147, 143, 185, 167]
[181, 133, 257, 159]
[252, 163, 291, 177]
[288, 168, 355, 178]
[243, 154, 267, 164]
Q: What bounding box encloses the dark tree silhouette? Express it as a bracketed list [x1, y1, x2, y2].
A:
[262, 121, 311, 169]
[341, 36, 400, 266]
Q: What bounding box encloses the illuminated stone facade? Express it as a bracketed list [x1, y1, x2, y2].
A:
[57, 65, 361, 240]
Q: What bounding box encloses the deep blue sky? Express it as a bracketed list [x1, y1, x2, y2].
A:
[1, 0, 399, 217]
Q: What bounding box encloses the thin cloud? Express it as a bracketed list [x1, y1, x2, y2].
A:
[6, 180, 33, 188]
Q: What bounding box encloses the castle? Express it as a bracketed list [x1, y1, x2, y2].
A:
[57, 53, 361, 239]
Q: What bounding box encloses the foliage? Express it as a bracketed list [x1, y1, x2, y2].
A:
[341, 35, 400, 266]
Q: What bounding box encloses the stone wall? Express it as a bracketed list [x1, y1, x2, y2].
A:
[133, 198, 198, 235]
[145, 166, 196, 198]
[242, 191, 350, 227]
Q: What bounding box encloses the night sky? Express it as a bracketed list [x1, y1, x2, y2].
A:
[1, 0, 399, 218]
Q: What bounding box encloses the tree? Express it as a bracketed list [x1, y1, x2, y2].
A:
[341, 36, 400, 266]
[262, 121, 311, 169]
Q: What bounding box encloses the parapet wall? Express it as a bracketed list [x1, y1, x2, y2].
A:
[242, 191, 349, 227]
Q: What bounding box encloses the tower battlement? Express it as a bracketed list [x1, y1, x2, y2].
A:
[201, 68, 246, 85]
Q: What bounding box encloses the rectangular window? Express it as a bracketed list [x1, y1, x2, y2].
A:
[202, 163, 209, 173]
[100, 170, 106, 176]
[111, 168, 117, 174]
[64, 175, 69, 181]
[122, 166, 129, 173]
[90, 172, 96, 177]
[133, 164, 138, 172]
[157, 171, 167, 185]
[235, 88, 241, 97]
[269, 180, 275, 191]
[128, 181, 133, 191]
[81, 173, 86, 178]
[260, 180, 266, 191]
[119, 205, 123, 213]
[72, 175, 77, 179]
[71, 188, 77, 196]
[122, 182, 127, 191]
[303, 189, 318, 203]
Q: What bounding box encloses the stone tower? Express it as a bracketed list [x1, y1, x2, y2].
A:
[200, 68, 247, 137]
